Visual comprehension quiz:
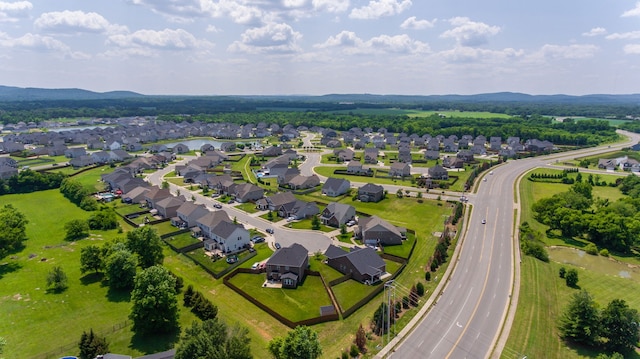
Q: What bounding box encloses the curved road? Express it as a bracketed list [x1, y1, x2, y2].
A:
[384, 130, 640, 359]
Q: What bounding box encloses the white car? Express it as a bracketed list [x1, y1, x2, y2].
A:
[481, 219, 486, 224]
[251, 262, 260, 269]
[483, 178, 487, 182]
[490, 171, 494, 175]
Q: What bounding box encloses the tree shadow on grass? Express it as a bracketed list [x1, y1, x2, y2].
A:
[106, 287, 131, 303]
[80, 272, 104, 285]
[563, 338, 640, 359]
[0, 261, 22, 279]
[129, 328, 180, 355]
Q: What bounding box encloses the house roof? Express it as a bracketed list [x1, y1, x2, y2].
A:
[323, 202, 354, 222]
[197, 210, 231, 228]
[267, 243, 308, 267]
[155, 195, 186, 210]
[359, 183, 384, 193]
[358, 215, 402, 237]
[211, 220, 245, 239]
[323, 177, 349, 192]
[268, 192, 297, 207]
[325, 244, 385, 277]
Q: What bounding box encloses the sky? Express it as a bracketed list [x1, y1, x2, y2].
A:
[0, 0, 639, 96]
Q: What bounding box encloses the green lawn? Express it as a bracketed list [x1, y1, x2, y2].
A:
[164, 232, 200, 249]
[228, 273, 333, 322]
[503, 168, 640, 359]
[285, 218, 335, 232]
[236, 202, 260, 213]
[382, 232, 416, 259]
[314, 166, 419, 187]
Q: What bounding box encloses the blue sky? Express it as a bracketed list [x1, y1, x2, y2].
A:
[0, 0, 639, 95]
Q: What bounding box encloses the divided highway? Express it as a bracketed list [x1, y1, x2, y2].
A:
[385, 130, 640, 359]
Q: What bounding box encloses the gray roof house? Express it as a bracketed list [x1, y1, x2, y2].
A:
[229, 183, 264, 203]
[155, 195, 186, 219]
[358, 183, 384, 203]
[203, 220, 250, 254]
[428, 165, 449, 180]
[355, 215, 406, 246]
[320, 202, 356, 228]
[321, 177, 351, 197]
[325, 245, 386, 284]
[144, 187, 173, 209]
[287, 174, 320, 190]
[389, 162, 411, 178]
[266, 243, 309, 288]
[172, 201, 209, 228]
[122, 186, 151, 205]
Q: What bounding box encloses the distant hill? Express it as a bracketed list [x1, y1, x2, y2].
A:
[0, 85, 143, 101]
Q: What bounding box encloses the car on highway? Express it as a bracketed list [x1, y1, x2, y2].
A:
[490, 171, 494, 175]
[274, 242, 281, 250]
[481, 219, 486, 224]
[483, 178, 487, 182]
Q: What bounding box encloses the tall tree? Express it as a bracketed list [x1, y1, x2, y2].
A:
[65, 219, 90, 240]
[105, 244, 137, 290]
[78, 329, 109, 359]
[355, 324, 367, 353]
[126, 226, 164, 268]
[558, 290, 600, 346]
[174, 319, 252, 359]
[0, 204, 29, 259]
[130, 265, 179, 335]
[600, 299, 640, 353]
[80, 245, 104, 274]
[268, 326, 322, 359]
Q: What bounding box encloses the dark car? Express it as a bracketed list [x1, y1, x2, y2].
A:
[252, 236, 265, 243]
[213, 203, 222, 209]
[274, 242, 281, 250]
[266, 228, 274, 234]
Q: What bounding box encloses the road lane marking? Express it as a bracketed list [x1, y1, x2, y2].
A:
[445, 208, 499, 358]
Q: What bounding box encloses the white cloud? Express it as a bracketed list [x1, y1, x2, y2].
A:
[606, 31, 640, 40]
[400, 16, 435, 30]
[107, 28, 210, 51]
[622, 2, 640, 17]
[539, 44, 598, 59]
[312, 0, 349, 13]
[315, 30, 429, 55]
[228, 22, 302, 54]
[0, 1, 32, 22]
[441, 17, 500, 47]
[582, 27, 606, 37]
[0, 31, 88, 58]
[35, 10, 126, 35]
[439, 46, 524, 64]
[623, 44, 640, 54]
[349, 0, 412, 20]
[205, 25, 220, 33]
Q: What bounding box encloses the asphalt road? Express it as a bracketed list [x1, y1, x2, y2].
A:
[386, 130, 640, 359]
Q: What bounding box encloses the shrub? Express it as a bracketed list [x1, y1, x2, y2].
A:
[565, 268, 579, 287]
[585, 243, 598, 255]
[599, 248, 610, 257]
[416, 282, 425, 296]
[425, 272, 431, 281]
[559, 266, 566, 278]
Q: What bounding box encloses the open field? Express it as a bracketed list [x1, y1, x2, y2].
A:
[328, 108, 512, 118]
[503, 169, 640, 358]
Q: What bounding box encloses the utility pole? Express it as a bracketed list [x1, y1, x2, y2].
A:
[384, 280, 396, 345]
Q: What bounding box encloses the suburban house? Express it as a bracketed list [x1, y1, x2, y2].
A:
[262, 146, 283, 157]
[525, 139, 554, 152]
[364, 148, 379, 164]
[346, 161, 370, 175]
[265, 243, 309, 288]
[144, 187, 173, 209]
[257, 192, 297, 212]
[286, 174, 320, 190]
[198, 211, 250, 253]
[443, 156, 464, 169]
[334, 148, 355, 162]
[172, 201, 209, 228]
[358, 183, 385, 203]
[325, 245, 386, 284]
[320, 202, 356, 227]
[355, 215, 406, 246]
[229, 183, 264, 203]
[121, 186, 151, 205]
[598, 158, 616, 170]
[155, 195, 186, 219]
[322, 177, 351, 197]
[424, 150, 440, 160]
[389, 162, 411, 178]
[428, 165, 449, 180]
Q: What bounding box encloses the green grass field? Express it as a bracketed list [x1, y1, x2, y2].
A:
[503, 169, 640, 358]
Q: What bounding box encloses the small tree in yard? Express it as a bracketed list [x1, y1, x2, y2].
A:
[565, 268, 579, 287]
[558, 290, 600, 346]
[78, 329, 109, 359]
[80, 245, 104, 274]
[355, 324, 367, 353]
[349, 344, 359, 358]
[340, 224, 347, 235]
[65, 219, 89, 240]
[425, 272, 431, 281]
[559, 266, 566, 278]
[46, 266, 68, 292]
[416, 282, 425, 296]
[268, 326, 322, 359]
[311, 215, 321, 230]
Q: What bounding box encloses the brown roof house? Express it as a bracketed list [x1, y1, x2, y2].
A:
[266, 243, 309, 288]
[229, 183, 264, 203]
[155, 195, 186, 219]
[172, 201, 209, 228]
[358, 183, 384, 203]
[325, 244, 386, 284]
[355, 215, 406, 246]
[144, 187, 173, 209]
